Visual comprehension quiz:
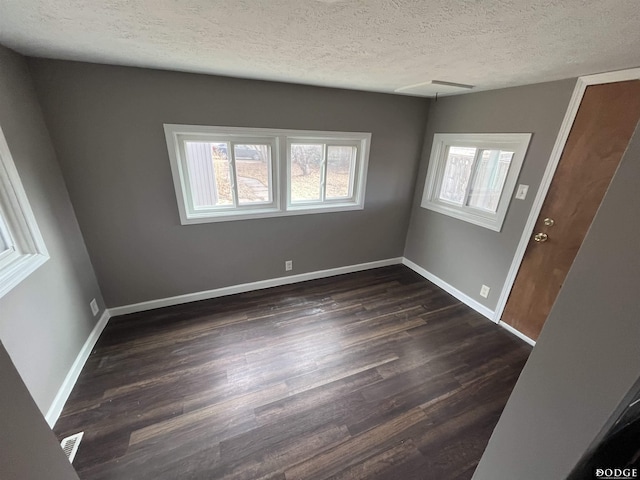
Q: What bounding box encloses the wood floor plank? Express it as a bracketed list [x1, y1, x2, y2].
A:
[54, 265, 531, 479]
[284, 407, 428, 480]
[332, 439, 429, 480]
[129, 382, 288, 445]
[218, 423, 351, 480]
[254, 369, 383, 427]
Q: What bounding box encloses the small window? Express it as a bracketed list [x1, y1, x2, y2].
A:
[421, 133, 531, 231]
[0, 126, 49, 298]
[165, 125, 370, 224]
[287, 140, 360, 209]
[167, 130, 279, 222]
[182, 140, 276, 209]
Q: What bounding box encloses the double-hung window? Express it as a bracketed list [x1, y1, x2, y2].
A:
[164, 125, 370, 224]
[421, 133, 531, 231]
[0, 126, 49, 298]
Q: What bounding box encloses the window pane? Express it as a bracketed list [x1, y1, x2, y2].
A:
[234, 144, 272, 205]
[326, 146, 356, 199]
[439, 146, 476, 205]
[467, 150, 514, 212]
[290, 144, 322, 202]
[184, 142, 233, 208]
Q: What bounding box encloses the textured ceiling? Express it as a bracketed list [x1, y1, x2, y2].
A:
[0, 0, 639, 96]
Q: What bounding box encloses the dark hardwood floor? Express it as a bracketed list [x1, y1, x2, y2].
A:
[54, 265, 531, 479]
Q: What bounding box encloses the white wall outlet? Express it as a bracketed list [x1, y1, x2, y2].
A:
[480, 285, 490, 298]
[285, 260, 293, 271]
[89, 299, 99, 316]
[515, 184, 529, 200]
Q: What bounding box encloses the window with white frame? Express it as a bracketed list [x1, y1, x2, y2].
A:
[0, 127, 49, 299]
[421, 133, 531, 231]
[164, 125, 370, 224]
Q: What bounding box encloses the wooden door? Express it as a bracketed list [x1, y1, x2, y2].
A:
[501, 80, 640, 341]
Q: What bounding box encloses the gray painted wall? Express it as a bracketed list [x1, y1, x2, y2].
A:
[404, 79, 575, 310]
[473, 121, 640, 479]
[29, 59, 429, 308]
[0, 46, 104, 414]
[0, 342, 80, 480]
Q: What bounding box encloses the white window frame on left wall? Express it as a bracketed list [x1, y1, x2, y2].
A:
[0, 126, 49, 298]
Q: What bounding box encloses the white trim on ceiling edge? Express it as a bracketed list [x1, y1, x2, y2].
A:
[45, 309, 111, 428]
[493, 68, 640, 325]
[46, 255, 535, 427]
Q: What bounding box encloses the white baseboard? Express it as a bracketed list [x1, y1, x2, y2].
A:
[498, 320, 536, 346]
[45, 309, 111, 427]
[401, 257, 496, 321]
[45, 256, 533, 426]
[109, 257, 404, 317]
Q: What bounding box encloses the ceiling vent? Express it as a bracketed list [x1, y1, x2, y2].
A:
[60, 431, 84, 463]
[395, 80, 474, 97]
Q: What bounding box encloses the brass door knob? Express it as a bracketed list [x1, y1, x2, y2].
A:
[533, 232, 548, 242]
[543, 218, 555, 227]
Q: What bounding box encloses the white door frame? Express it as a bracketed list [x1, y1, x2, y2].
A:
[494, 68, 640, 339]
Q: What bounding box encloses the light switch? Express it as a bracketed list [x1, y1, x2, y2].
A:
[515, 184, 529, 200]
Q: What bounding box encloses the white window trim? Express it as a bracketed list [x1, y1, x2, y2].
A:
[174, 131, 281, 222]
[0, 127, 49, 299]
[421, 133, 532, 232]
[286, 136, 367, 212]
[164, 124, 371, 224]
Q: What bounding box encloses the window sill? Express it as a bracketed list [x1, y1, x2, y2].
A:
[180, 203, 364, 225]
[0, 253, 49, 299]
[421, 201, 502, 232]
